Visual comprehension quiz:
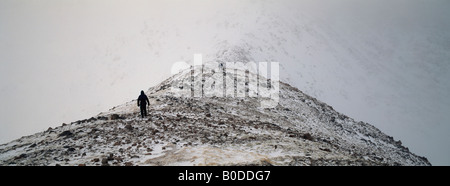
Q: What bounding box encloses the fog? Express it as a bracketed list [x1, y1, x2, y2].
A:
[1, 0, 449, 165]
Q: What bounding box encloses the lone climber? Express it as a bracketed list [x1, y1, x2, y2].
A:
[137, 90, 150, 118]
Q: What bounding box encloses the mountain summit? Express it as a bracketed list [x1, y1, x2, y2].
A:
[0, 65, 430, 166]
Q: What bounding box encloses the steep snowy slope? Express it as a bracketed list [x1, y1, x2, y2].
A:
[0, 66, 430, 166]
[1, 0, 448, 165]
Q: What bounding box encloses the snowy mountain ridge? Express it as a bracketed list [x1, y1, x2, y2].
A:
[1, 0, 448, 165]
[0, 65, 430, 166]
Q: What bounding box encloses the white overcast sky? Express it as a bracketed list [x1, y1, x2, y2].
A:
[1, 0, 449, 165]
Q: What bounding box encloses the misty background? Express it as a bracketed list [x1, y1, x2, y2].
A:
[1, 0, 449, 165]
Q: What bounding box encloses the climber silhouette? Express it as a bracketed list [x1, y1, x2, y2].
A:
[137, 90, 150, 118]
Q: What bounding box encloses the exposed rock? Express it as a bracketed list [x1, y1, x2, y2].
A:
[115, 156, 124, 162]
[107, 153, 114, 161]
[58, 130, 73, 138]
[97, 116, 108, 120]
[67, 147, 76, 152]
[303, 133, 314, 141]
[125, 124, 133, 130]
[14, 154, 27, 160]
[101, 158, 109, 166]
[111, 114, 123, 120]
[330, 117, 336, 123]
[320, 148, 332, 152]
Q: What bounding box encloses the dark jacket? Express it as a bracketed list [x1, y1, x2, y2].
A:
[138, 91, 150, 107]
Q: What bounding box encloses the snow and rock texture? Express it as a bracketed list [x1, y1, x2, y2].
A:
[0, 66, 430, 166]
[1, 0, 449, 165]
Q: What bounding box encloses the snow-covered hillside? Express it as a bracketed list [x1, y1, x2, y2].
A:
[0, 66, 430, 166]
[1, 0, 448, 165]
